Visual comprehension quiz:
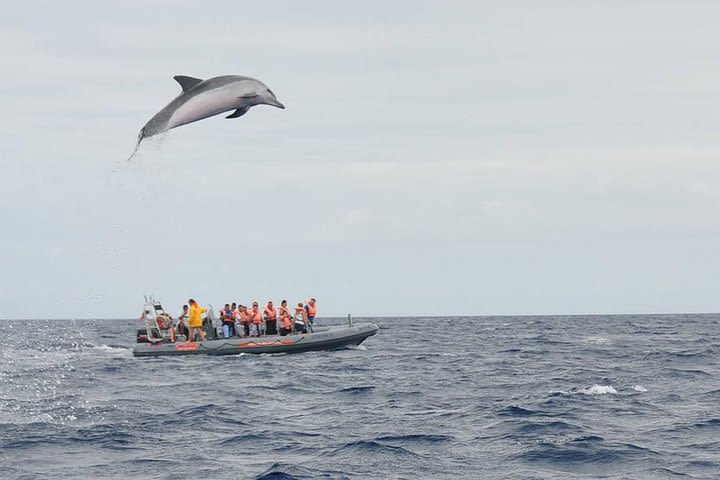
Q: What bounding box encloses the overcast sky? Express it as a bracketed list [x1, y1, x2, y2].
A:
[2, 1, 720, 319]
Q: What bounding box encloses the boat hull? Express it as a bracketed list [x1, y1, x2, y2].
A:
[132, 322, 378, 357]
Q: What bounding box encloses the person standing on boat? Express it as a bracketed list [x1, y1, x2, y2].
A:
[249, 302, 262, 337]
[278, 300, 292, 336]
[176, 304, 190, 340]
[304, 298, 317, 332]
[294, 302, 309, 334]
[234, 305, 250, 338]
[305, 298, 317, 323]
[264, 301, 278, 335]
[187, 299, 207, 342]
[221, 303, 235, 338]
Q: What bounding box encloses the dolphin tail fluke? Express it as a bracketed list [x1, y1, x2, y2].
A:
[126, 140, 141, 162]
[127, 129, 145, 162]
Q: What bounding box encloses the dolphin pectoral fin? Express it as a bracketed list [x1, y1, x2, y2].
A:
[226, 107, 250, 119]
[173, 75, 204, 92]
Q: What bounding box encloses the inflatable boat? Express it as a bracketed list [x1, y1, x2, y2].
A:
[132, 298, 378, 357]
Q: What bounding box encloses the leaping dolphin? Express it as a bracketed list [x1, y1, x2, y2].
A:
[128, 74, 285, 160]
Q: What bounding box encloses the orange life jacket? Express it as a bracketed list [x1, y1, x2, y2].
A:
[306, 301, 317, 317]
[251, 309, 262, 324]
[264, 305, 277, 320]
[279, 306, 292, 328]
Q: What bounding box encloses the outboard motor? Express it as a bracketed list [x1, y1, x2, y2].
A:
[203, 305, 220, 340]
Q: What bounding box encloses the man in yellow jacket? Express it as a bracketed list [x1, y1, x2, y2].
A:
[187, 298, 207, 342]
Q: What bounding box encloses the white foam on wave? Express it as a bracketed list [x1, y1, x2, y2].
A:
[91, 345, 133, 358]
[632, 385, 647, 392]
[584, 336, 612, 345]
[548, 389, 570, 396]
[581, 385, 617, 395]
[347, 344, 367, 351]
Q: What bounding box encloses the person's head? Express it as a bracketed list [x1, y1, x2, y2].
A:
[297, 302, 303, 308]
[183, 305, 188, 311]
[252, 302, 258, 310]
[224, 303, 230, 309]
[267, 301, 273, 307]
[188, 299, 196, 306]
[281, 300, 287, 307]
[309, 298, 316, 305]
[231, 303, 236, 309]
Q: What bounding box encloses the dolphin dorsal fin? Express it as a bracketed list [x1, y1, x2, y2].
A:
[173, 75, 204, 92]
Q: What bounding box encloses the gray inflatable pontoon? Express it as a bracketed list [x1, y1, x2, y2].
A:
[133, 323, 378, 357]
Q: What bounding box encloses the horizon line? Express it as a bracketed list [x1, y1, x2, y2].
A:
[1, 311, 718, 321]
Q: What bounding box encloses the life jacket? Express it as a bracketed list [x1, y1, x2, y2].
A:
[156, 313, 172, 330]
[306, 301, 317, 317]
[278, 306, 292, 328]
[237, 309, 251, 324]
[251, 309, 262, 324]
[264, 305, 277, 320]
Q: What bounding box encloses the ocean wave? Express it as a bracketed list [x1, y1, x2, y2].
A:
[581, 385, 617, 395]
[645, 467, 695, 478]
[220, 433, 270, 445]
[328, 440, 420, 458]
[691, 418, 720, 429]
[516, 437, 657, 466]
[254, 463, 339, 480]
[175, 404, 219, 416]
[666, 349, 713, 358]
[336, 385, 375, 394]
[401, 408, 465, 417]
[90, 345, 133, 358]
[499, 405, 539, 417]
[376, 434, 454, 443]
[515, 420, 576, 434]
[665, 368, 712, 377]
[548, 384, 619, 396]
[255, 473, 301, 480]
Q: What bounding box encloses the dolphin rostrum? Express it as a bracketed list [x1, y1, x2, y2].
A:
[128, 74, 285, 159]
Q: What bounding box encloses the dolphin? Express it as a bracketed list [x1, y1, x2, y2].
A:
[128, 74, 285, 159]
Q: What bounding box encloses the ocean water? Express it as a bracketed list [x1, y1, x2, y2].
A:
[0, 315, 719, 479]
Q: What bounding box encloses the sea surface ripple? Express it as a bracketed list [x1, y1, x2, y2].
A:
[1, 314, 719, 479]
